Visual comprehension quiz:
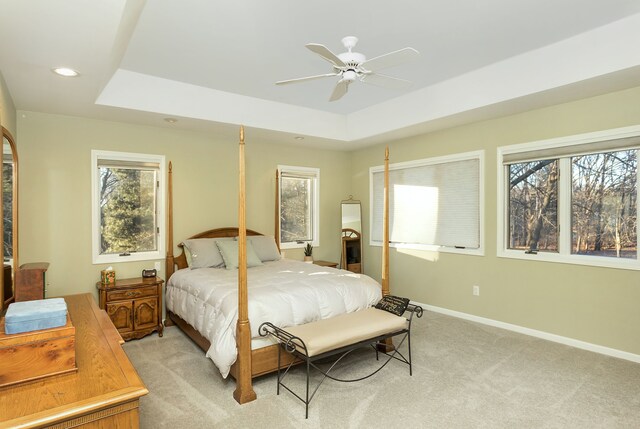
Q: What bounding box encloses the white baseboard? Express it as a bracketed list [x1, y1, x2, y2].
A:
[412, 301, 640, 364]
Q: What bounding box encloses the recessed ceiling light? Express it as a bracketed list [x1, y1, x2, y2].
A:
[164, 118, 177, 123]
[52, 67, 79, 77]
[294, 136, 304, 140]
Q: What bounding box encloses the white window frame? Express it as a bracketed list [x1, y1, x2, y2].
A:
[91, 150, 166, 264]
[278, 165, 320, 250]
[369, 150, 484, 256]
[497, 125, 640, 270]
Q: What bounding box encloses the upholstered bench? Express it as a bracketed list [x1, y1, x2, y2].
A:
[259, 302, 422, 418]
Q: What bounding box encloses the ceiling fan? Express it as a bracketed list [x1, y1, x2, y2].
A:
[276, 36, 419, 102]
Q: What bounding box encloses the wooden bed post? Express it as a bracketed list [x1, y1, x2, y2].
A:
[382, 146, 390, 297]
[275, 169, 281, 251]
[380, 146, 394, 352]
[165, 161, 175, 282]
[233, 126, 257, 404]
[164, 161, 176, 327]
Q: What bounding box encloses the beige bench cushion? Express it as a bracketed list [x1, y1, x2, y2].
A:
[283, 308, 408, 357]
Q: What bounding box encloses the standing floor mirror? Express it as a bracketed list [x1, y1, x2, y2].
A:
[341, 197, 362, 273]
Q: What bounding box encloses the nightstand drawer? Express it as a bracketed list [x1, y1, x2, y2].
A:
[106, 285, 157, 302]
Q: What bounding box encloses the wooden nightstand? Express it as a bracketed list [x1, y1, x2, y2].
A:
[97, 277, 164, 341]
[313, 260, 339, 268]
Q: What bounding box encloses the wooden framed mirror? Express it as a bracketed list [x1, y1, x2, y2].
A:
[2, 127, 18, 310]
[341, 197, 362, 273]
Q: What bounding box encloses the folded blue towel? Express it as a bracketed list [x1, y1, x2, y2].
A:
[5, 298, 68, 334]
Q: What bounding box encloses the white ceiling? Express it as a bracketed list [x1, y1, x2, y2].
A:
[1, 0, 640, 150]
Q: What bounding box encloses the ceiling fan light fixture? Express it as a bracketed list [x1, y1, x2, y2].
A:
[52, 67, 79, 77]
[342, 70, 357, 82]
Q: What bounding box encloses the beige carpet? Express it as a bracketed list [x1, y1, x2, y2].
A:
[123, 311, 640, 428]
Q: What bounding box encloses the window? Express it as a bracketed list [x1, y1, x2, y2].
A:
[278, 165, 320, 249]
[498, 126, 639, 269]
[370, 151, 484, 255]
[3, 146, 14, 261]
[508, 159, 558, 253]
[91, 151, 166, 264]
[572, 151, 637, 258]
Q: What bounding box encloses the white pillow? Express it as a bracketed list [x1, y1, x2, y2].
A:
[183, 237, 233, 269]
[216, 240, 263, 270]
[244, 236, 281, 262]
[184, 245, 193, 266]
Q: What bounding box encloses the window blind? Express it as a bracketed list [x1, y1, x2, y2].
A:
[97, 159, 160, 170]
[280, 170, 317, 179]
[371, 157, 480, 249]
[502, 135, 640, 164]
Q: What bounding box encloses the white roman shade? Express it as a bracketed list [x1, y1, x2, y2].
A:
[371, 152, 481, 249]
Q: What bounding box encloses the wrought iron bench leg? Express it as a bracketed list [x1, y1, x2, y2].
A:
[305, 359, 310, 419]
[277, 342, 281, 395]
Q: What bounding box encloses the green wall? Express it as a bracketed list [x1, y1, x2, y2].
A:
[13, 84, 640, 357]
[0, 72, 16, 136]
[17, 111, 350, 300]
[352, 85, 640, 356]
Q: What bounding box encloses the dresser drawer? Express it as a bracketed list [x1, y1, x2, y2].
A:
[106, 285, 157, 301]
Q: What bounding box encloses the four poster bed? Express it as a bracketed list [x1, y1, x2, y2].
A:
[164, 127, 393, 404]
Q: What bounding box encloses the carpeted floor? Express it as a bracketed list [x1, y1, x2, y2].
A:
[123, 311, 640, 428]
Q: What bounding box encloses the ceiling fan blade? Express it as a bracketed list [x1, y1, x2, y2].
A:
[329, 79, 349, 102]
[306, 43, 347, 68]
[276, 73, 339, 85]
[361, 73, 413, 90]
[360, 47, 419, 72]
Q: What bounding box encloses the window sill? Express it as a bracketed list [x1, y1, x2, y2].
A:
[93, 250, 164, 265]
[370, 241, 484, 256]
[498, 249, 640, 271]
[280, 241, 319, 250]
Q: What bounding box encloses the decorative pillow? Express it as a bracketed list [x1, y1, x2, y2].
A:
[375, 295, 410, 316]
[184, 245, 193, 267]
[243, 236, 281, 262]
[183, 238, 233, 269]
[216, 240, 263, 270]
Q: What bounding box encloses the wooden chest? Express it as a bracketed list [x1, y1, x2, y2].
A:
[14, 262, 49, 301]
[0, 313, 77, 387]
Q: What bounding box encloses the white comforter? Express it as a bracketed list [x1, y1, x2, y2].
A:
[166, 259, 382, 377]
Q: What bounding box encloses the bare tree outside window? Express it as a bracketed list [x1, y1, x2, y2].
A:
[3, 162, 12, 260]
[99, 167, 157, 255]
[572, 150, 637, 258]
[280, 175, 313, 243]
[508, 160, 558, 252]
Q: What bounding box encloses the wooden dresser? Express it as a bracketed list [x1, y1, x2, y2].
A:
[0, 293, 148, 428]
[14, 262, 49, 302]
[97, 277, 164, 341]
